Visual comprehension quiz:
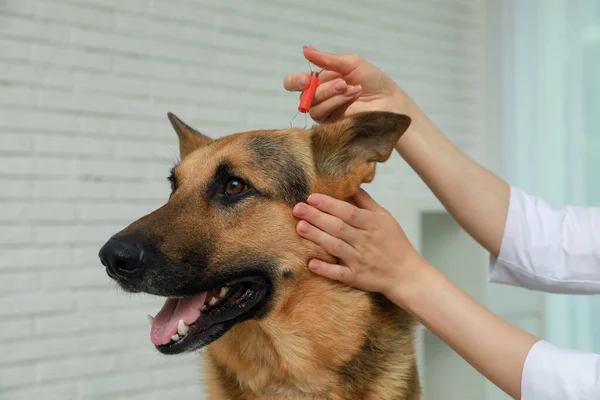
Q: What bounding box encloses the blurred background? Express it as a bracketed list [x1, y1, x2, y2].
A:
[0, 0, 598, 399]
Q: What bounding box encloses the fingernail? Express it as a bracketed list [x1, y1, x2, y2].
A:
[308, 260, 321, 271]
[345, 84, 362, 96]
[297, 221, 309, 234]
[304, 45, 317, 50]
[293, 203, 307, 217]
[298, 76, 308, 88]
[333, 79, 347, 93]
[306, 194, 320, 207]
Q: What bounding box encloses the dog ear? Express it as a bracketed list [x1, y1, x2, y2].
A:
[309, 111, 411, 196]
[167, 112, 212, 159]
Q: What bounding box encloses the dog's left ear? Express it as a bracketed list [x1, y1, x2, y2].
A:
[167, 112, 212, 159]
[309, 111, 411, 196]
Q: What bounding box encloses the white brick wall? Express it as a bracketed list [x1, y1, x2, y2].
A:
[0, 0, 486, 398]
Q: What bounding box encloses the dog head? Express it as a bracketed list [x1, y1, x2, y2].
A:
[98, 111, 410, 355]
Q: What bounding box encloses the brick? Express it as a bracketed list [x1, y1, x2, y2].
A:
[0, 330, 142, 365]
[116, 349, 172, 370]
[78, 371, 152, 398]
[0, 293, 74, 317]
[113, 182, 167, 201]
[0, 202, 76, 222]
[0, 226, 34, 244]
[0, 63, 73, 88]
[0, 38, 31, 62]
[40, 268, 106, 290]
[34, 0, 115, 29]
[0, 318, 33, 341]
[33, 180, 112, 200]
[37, 90, 162, 118]
[0, 132, 34, 153]
[73, 71, 151, 97]
[0, 85, 38, 108]
[78, 116, 165, 138]
[34, 224, 121, 244]
[75, 288, 159, 311]
[35, 308, 146, 335]
[0, 246, 71, 269]
[0, 15, 72, 43]
[114, 139, 177, 160]
[0, 383, 75, 400]
[0, 155, 75, 177]
[0, 0, 34, 15]
[76, 203, 155, 222]
[0, 108, 80, 133]
[75, 159, 168, 180]
[150, 364, 200, 386]
[37, 355, 117, 382]
[0, 365, 35, 389]
[112, 384, 203, 400]
[29, 43, 112, 71]
[0, 179, 32, 199]
[33, 134, 114, 157]
[72, 0, 151, 13]
[0, 270, 39, 293]
[73, 244, 107, 265]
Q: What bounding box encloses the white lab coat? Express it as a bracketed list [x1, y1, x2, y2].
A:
[489, 186, 600, 400]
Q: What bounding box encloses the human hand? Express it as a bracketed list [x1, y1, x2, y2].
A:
[283, 46, 418, 123]
[292, 187, 425, 299]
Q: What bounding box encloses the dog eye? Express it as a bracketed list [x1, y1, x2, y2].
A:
[224, 178, 249, 196]
[167, 172, 177, 193]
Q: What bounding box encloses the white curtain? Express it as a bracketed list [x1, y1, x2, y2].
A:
[502, 0, 600, 352]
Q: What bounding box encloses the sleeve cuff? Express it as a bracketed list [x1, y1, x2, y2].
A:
[522, 340, 600, 400]
[488, 186, 535, 288]
[488, 186, 600, 293]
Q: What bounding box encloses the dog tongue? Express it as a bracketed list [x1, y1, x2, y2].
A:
[150, 292, 207, 346]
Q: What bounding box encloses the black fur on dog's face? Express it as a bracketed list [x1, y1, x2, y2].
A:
[98, 111, 410, 354]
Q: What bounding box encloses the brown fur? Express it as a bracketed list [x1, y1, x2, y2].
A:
[101, 111, 420, 399]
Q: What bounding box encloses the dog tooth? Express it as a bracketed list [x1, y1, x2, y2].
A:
[201, 304, 207, 311]
[219, 287, 229, 297]
[171, 334, 180, 342]
[177, 319, 189, 336]
[147, 314, 154, 326]
[209, 297, 218, 306]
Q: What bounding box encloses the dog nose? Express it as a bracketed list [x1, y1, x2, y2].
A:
[98, 237, 145, 279]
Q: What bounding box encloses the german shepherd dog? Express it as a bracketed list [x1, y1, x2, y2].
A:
[98, 111, 420, 399]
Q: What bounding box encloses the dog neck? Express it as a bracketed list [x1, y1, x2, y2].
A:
[204, 284, 420, 400]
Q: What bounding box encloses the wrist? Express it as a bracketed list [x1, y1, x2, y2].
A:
[383, 256, 434, 308]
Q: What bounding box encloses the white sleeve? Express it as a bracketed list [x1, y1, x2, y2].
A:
[488, 186, 600, 294]
[522, 340, 600, 400]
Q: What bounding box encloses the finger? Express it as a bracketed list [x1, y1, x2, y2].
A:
[312, 79, 348, 104]
[283, 73, 310, 92]
[296, 220, 356, 259]
[305, 193, 371, 229]
[310, 86, 363, 122]
[310, 95, 353, 122]
[303, 45, 360, 75]
[285, 70, 340, 93]
[318, 70, 341, 83]
[307, 259, 354, 284]
[300, 79, 352, 103]
[293, 203, 359, 245]
[353, 187, 381, 212]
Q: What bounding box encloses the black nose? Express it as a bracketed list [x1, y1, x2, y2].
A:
[98, 237, 145, 280]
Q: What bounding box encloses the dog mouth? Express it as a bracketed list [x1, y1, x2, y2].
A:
[148, 276, 269, 354]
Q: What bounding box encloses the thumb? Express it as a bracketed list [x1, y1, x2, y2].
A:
[303, 46, 359, 75]
[308, 259, 354, 285]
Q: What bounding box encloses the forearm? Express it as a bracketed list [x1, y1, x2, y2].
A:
[389, 261, 539, 399]
[395, 105, 509, 257]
